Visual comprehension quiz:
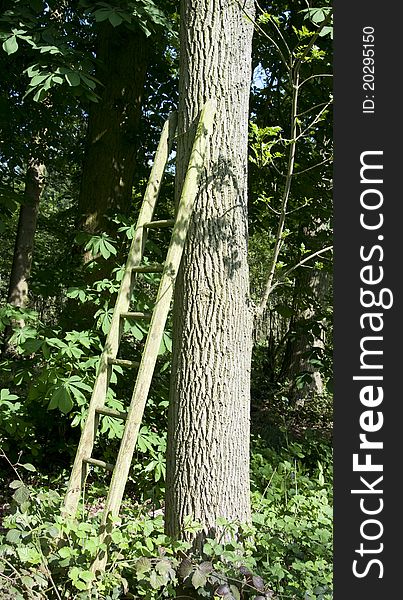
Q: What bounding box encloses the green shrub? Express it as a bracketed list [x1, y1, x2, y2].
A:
[0, 435, 332, 600]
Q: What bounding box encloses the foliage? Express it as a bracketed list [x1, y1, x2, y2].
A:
[248, 0, 333, 403]
[0, 434, 332, 599]
[0, 2, 333, 599]
[0, 0, 174, 103]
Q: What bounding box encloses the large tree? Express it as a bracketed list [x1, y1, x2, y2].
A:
[77, 21, 149, 235]
[165, 0, 255, 542]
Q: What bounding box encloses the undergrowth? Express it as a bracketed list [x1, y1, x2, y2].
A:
[0, 435, 332, 600]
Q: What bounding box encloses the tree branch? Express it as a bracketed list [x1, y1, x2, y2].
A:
[257, 69, 299, 316]
[258, 245, 333, 311]
[298, 73, 332, 89]
[294, 156, 332, 176]
[295, 100, 332, 141]
[237, 1, 291, 74]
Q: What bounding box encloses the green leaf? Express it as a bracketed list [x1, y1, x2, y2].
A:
[178, 558, 193, 578]
[136, 557, 152, 574]
[66, 287, 87, 302]
[191, 569, 207, 589]
[30, 73, 50, 86]
[230, 585, 241, 600]
[0, 388, 18, 401]
[80, 74, 97, 90]
[6, 528, 21, 544]
[108, 12, 123, 27]
[145, 537, 154, 551]
[2, 36, 18, 55]
[149, 569, 167, 589]
[275, 304, 293, 318]
[65, 71, 81, 86]
[16, 546, 41, 564]
[111, 529, 123, 544]
[155, 559, 172, 575]
[21, 463, 36, 472]
[33, 87, 47, 102]
[80, 570, 94, 583]
[13, 484, 30, 505]
[9, 480, 24, 489]
[21, 575, 35, 588]
[21, 338, 43, 354]
[59, 546, 72, 559]
[94, 8, 111, 22]
[131, 323, 144, 341]
[68, 376, 92, 391]
[49, 385, 73, 414]
[30, 0, 43, 12]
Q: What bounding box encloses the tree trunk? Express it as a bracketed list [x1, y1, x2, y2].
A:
[288, 268, 329, 402]
[165, 0, 255, 544]
[78, 22, 149, 234]
[7, 159, 46, 308]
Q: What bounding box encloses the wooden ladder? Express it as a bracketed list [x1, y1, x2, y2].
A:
[62, 100, 216, 570]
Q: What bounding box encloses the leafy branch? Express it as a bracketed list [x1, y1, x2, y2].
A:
[244, 8, 333, 317]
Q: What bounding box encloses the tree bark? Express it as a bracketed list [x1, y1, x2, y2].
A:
[287, 268, 329, 402]
[78, 22, 149, 234]
[7, 159, 46, 308]
[165, 0, 255, 544]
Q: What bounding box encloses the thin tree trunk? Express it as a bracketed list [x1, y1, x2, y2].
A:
[165, 0, 255, 544]
[78, 22, 149, 235]
[288, 268, 329, 402]
[7, 159, 46, 308]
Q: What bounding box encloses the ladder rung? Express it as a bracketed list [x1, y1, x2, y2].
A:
[143, 219, 175, 229]
[95, 407, 127, 420]
[131, 264, 164, 273]
[107, 358, 139, 369]
[120, 311, 152, 320]
[83, 458, 115, 472]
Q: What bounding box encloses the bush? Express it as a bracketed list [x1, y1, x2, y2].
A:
[0, 435, 332, 600]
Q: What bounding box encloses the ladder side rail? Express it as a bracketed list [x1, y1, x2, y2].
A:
[63, 112, 178, 517]
[91, 99, 216, 572]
